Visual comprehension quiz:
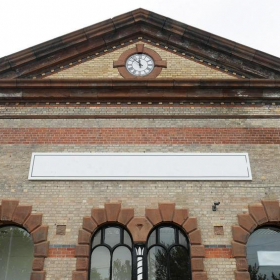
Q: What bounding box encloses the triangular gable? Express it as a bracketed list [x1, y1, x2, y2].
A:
[42, 40, 236, 80]
[0, 8, 279, 79]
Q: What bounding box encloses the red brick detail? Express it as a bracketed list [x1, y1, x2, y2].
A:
[91, 208, 107, 225]
[189, 229, 202, 245]
[78, 229, 91, 244]
[82, 216, 97, 233]
[75, 245, 90, 257]
[1, 127, 280, 144]
[173, 209, 189, 225]
[192, 272, 207, 280]
[191, 258, 204, 271]
[183, 217, 197, 233]
[105, 203, 121, 222]
[32, 226, 48, 244]
[76, 258, 89, 270]
[1, 199, 19, 221]
[236, 258, 249, 271]
[191, 245, 206, 258]
[261, 200, 280, 221]
[48, 247, 75, 258]
[118, 208, 134, 225]
[234, 271, 250, 280]
[159, 203, 175, 221]
[34, 241, 49, 258]
[32, 258, 45, 271]
[205, 247, 232, 258]
[23, 214, 43, 233]
[232, 226, 250, 244]
[12, 205, 32, 224]
[145, 208, 162, 225]
[127, 217, 153, 243]
[30, 271, 46, 280]
[237, 214, 257, 233]
[72, 271, 87, 280]
[249, 203, 268, 225]
[0, 200, 49, 275]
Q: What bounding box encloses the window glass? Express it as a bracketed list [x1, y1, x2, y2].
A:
[90, 226, 132, 280]
[123, 230, 132, 248]
[159, 227, 175, 248]
[247, 227, 280, 280]
[112, 246, 132, 280]
[104, 227, 120, 248]
[91, 246, 110, 280]
[148, 246, 167, 280]
[0, 226, 33, 280]
[92, 229, 101, 248]
[147, 226, 191, 280]
[169, 246, 190, 280]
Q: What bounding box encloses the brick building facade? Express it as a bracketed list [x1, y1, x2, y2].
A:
[0, 8, 280, 280]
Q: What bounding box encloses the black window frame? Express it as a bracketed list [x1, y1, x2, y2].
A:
[144, 224, 192, 280]
[89, 224, 135, 280]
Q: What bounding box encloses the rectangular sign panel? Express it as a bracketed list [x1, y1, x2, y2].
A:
[28, 153, 251, 181]
[258, 251, 280, 266]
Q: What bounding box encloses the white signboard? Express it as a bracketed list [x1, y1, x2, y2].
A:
[28, 153, 252, 181]
[258, 251, 280, 266]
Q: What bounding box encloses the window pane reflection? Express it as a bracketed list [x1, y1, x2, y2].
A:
[148, 230, 156, 248]
[0, 226, 33, 280]
[112, 246, 132, 280]
[148, 246, 167, 280]
[169, 246, 190, 280]
[92, 230, 101, 248]
[123, 231, 132, 248]
[104, 227, 120, 248]
[179, 231, 188, 248]
[90, 246, 110, 280]
[159, 227, 175, 248]
[247, 227, 280, 280]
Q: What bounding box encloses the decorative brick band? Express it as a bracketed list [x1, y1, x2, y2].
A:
[0, 199, 49, 280]
[1, 127, 280, 145]
[48, 247, 75, 258]
[205, 246, 232, 258]
[232, 200, 280, 280]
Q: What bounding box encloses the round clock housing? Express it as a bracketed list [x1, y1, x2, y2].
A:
[125, 53, 155, 76]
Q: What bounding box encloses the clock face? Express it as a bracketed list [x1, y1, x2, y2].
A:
[125, 53, 155, 76]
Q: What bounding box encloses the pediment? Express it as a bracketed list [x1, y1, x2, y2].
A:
[0, 8, 279, 80]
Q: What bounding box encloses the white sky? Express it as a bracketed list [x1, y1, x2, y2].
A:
[0, 0, 279, 59]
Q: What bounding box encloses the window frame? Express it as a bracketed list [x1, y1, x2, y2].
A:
[89, 224, 135, 280]
[144, 224, 192, 280]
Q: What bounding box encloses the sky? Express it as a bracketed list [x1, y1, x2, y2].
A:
[0, 0, 279, 59]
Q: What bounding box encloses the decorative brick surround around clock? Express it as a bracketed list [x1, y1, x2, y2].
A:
[0, 199, 49, 280]
[232, 200, 280, 280]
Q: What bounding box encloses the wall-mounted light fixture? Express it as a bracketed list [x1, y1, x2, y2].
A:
[212, 202, 220, 211]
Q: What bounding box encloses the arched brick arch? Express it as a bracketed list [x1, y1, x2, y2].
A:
[0, 199, 49, 280]
[73, 202, 135, 280]
[73, 202, 207, 280]
[144, 203, 207, 280]
[232, 200, 280, 280]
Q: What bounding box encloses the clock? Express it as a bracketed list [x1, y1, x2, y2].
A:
[113, 43, 167, 79]
[125, 53, 155, 76]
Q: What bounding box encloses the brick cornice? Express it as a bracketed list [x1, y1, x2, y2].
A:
[0, 9, 279, 79]
[0, 78, 279, 103]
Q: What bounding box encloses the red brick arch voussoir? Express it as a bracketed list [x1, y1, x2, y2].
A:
[232, 199, 280, 280]
[0, 199, 49, 280]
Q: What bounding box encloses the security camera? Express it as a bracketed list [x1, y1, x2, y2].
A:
[212, 202, 220, 211]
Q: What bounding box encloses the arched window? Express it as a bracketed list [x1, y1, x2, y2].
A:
[90, 225, 133, 280]
[247, 226, 280, 280]
[0, 226, 34, 280]
[146, 225, 191, 280]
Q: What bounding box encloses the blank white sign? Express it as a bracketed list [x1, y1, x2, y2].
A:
[258, 251, 280, 266]
[28, 153, 251, 181]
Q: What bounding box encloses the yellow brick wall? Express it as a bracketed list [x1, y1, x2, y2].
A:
[47, 41, 236, 79]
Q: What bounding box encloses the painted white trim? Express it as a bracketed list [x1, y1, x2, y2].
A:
[28, 153, 252, 181]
